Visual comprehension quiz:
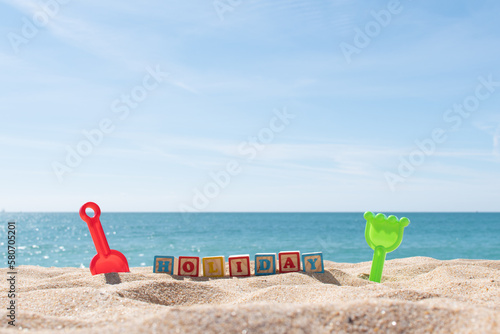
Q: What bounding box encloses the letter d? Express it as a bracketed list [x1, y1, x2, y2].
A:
[82, 128, 104, 146]
[193, 188, 209, 210]
[209, 170, 230, 189]
[259, 259, 270, 270]
[397, 157, 415, 178]
[353, 26, 371, 48]
[21, 17, 38, 39]
[65, 145, 82, 168]
[415, 138, 435, 156]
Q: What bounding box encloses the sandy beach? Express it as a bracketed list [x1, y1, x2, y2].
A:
[1, 257, 498, 333]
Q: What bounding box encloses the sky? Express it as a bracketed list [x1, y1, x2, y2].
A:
[0, 0, 499, 212]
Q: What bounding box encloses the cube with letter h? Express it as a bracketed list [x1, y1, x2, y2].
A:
[178, 256, 200, 277]
[255, 253, 276, 276]
[302, 252, 324, 273]
[279, 251, 301, 273]
[228, 255, 251, 277]
[202, 256, 225, 277]
[154, 256, 175, 274]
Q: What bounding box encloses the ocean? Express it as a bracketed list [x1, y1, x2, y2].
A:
[1, 212, 499, 268]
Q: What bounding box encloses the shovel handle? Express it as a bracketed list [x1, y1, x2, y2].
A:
[79, 202, 111, 257]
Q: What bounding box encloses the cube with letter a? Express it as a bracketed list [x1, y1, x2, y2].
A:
[202, 256, 225, 277]
[228, 255, 251, 277]
[279, 251, 301, 273]
[153, 256, 175, 274]
[255, 253, 276, 276]
[178, 256, 200, 277]
[302, 252, 324, 273]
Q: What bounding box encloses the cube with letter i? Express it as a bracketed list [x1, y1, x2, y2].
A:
[302, 252, 324, 273]
[178, 256, 200, 277]
[279, 251, 301, 273]
[153, 256, 175, 274]
[255, 253, 276, 276]
[202, 256, 225, 277]
[228, 255, 251, 277]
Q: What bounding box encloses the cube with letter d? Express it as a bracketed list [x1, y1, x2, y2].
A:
[279, 251, 301, 273]
[302, 252, 324, 273]
[255, 253, 276, 276]
[153, 256, 175, 274]
[178, 256, 200, 277]
[202, 256, 225, 277]
[228, 255, 251, 277]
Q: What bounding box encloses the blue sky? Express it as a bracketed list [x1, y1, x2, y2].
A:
[0, 0, 499, 212]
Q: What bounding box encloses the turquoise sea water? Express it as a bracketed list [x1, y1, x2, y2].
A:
[1, 212, 499, 268]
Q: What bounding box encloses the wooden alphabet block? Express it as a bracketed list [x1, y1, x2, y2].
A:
[178, 256, 200, 277]
[228, 255, 251, 277]
[279, 251, 301, 273]
[202, 256, 225, 277]
[254, 253, 276, 276]
[302, 252, 324, 273]
[153, 256, 175, 274]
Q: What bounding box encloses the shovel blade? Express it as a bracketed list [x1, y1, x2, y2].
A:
[89, 249, 130, 275]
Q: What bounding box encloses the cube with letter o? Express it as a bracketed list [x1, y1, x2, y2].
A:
[178, 256, 200, 277]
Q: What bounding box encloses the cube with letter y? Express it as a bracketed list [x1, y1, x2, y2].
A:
[302, 252, 324, 273]
[255, 253, 276, 276]
[279, 251, 301, 273]
[228, 255, 251, 277]
[153, 256, 175, 274]
[178, 256, 200, 277]
[202, 256, 225, 277]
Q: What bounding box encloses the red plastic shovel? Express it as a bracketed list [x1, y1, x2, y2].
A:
[79, 202, 130, 275]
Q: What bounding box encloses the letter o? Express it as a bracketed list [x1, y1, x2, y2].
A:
[33, 12, 50, 27]
[365, 21, 381, 37]
[203, 182, 219, 199]
[409, 150, 425, 166]
[463, 96, 479, 112]
[258, 128, 274, 144]
[182, 261, 194, 273]
[76, 140, 93, 156]
[131, 86, 147, 102]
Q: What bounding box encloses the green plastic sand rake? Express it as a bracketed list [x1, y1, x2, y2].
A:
[364, 212, 410, 283]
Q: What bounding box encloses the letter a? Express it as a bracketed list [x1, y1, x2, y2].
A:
[284, 257, 296, 269]
[339, 42, 360, 64]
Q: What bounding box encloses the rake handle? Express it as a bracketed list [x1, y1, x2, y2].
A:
[369, 246, 386, 283]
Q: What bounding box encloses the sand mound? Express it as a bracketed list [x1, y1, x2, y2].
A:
[1, 257, 498, 333]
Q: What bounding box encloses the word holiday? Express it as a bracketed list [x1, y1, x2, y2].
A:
[154, 251, 324, 277]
